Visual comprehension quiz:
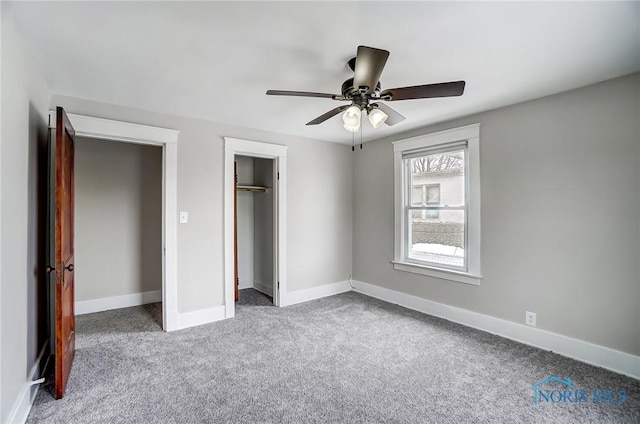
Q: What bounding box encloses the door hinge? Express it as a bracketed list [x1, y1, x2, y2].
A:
[277, 281, 280, 289]
[277, 172, 279, 180]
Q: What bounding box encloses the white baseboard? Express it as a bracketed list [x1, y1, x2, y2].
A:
[352, 280, 640, 380]
[75, 290, 162, 315]
[7, 343, 48, 424]
[283, 280, 351, 307]
[176, 305, 226, 330]
[253, 280, 273, 297]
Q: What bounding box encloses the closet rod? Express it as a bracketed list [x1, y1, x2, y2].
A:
[237, 185, 268, 193]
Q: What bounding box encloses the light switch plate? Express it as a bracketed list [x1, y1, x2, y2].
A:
[179, 211, 188, 224]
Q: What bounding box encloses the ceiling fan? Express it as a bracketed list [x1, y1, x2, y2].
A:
[266, 46, 466, 133]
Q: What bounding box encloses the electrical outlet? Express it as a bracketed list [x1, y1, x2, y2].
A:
[526, 311, 537, 327]
[179, 211, 189, 224]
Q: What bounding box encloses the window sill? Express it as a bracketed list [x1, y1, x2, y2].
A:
[391, 261, 481, 286]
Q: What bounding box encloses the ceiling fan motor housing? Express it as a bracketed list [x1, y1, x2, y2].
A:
[341, 77, 382, 106]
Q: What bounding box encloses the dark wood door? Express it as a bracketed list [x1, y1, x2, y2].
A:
[53, 106, 76, 399]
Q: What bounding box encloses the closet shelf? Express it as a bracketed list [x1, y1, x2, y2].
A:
[237, 185, 268, 193]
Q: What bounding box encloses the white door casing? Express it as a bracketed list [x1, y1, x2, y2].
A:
[48, 111, 179, 331]
[224, 137, 288, 316]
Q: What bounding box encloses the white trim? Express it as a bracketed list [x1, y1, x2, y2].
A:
[162, 142, 179, 331]
[274, 155, 287, 307]
[6, 344, 48, 424]
[75, 290, 162, 315]
[392, 123, 480, 152]
[176, 305, 226, 330]
[393, 123, 481, 285]
[49, 111, 179, 331]
[253, 280, 273, 297]
[391, 261, 481, 285]
[224, 137, 287, 158]
[282, 280, 351, 307]
[224, 137, 288, 317]
[48, 112, 178, 145]
[352, 280, 640, 380]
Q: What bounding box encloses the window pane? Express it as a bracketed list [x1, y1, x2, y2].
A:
[426, 185, 440, 203]
[426, 209, 439, 219]
[411, 209, 439, 221]
[411, 186, 423, 206]
[408, 210, 465, 268]
[409, 150, 465, 207]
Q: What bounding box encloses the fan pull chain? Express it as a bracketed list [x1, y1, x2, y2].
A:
[360, 121, 363, 149]
[351, 130, 355, 152]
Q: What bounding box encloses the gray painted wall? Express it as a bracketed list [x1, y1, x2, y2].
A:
[253, 158, 274, 291]
[50, 93, 354, 313]
[75, 137, 162, 301]
[353, 73, 640, 355]
[1, 7, 51, 422]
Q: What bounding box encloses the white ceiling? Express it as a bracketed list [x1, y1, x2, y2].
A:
[7, 1, 640, 145]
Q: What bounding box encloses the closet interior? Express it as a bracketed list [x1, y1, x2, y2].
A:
[234, 155, 275, 306]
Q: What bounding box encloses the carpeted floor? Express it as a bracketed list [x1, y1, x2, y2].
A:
[237, 288, 273, 308]
[28, 289, 639, 423]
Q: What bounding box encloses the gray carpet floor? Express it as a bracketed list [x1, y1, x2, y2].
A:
[28, 289, 639, 423]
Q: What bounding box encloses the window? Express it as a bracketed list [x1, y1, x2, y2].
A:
[393, 124, 481, 285]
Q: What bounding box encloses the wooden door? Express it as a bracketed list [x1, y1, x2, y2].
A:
[234, 161, 239, 302]
[53, 106, 76, 398]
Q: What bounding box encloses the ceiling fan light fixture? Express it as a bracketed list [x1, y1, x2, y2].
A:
[343, 122, 360, 132]
[368, 107, 388, 129]
[342, 105, 361, 129]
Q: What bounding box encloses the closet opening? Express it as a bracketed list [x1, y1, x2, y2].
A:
[75, 137, 164, 327]
[234, 155, 276, 311]
[224, 137, 287, 317]
[47, 110, 179, 332]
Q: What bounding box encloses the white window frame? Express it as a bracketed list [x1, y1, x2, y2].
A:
[392, 123, 481, 286]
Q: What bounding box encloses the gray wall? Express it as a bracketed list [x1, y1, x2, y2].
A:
[353, 73, 640, 355]
[253, 158, 274, 291]
[75, 137, 162, 301]
[1, 7, 51, 422]
[50, 93, 354, 313]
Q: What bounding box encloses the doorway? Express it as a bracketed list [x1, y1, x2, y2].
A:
[235, 155, 275, 310]
[74, 137, 162, 323]
[224, 138, 288, 318]
[48, 111, 179, 331]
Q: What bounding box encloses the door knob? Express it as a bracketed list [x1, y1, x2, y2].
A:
[65, 264, 74, 272]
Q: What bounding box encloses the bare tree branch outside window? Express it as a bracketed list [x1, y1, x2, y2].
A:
[412, 152, 464, 173]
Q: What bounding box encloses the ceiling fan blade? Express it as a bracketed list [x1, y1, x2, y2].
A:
[373, 103, 406, 126]
[353, 46, 389, 94]
[381, 81, 466, 101]
[306, 105, 349, 125]
[266, 90, 337, 99]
